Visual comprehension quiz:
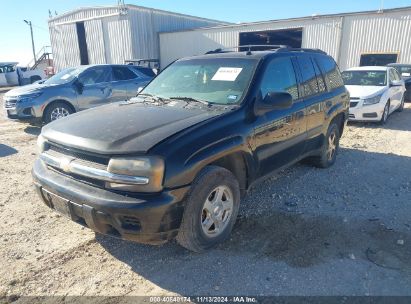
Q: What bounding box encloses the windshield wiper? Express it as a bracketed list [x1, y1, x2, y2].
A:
[169, 96, 210, 106]
[137, 93, 166, 103]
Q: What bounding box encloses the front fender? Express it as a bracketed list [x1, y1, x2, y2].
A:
[163, 135, 255, 189]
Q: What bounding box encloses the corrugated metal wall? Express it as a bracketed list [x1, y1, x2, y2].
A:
[159, 17, 342, 68]
[49, 5, 226, 71]
[159, 8, 411, 71]
[339, 11, 411, 70]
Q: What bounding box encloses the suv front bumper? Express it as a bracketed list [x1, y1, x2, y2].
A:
[32, 159, 189, 244]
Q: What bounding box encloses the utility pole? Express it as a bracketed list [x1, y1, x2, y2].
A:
[24, 20, 36, 67]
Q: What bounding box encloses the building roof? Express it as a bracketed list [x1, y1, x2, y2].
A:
[49, 4, 229, 25]
[159, 5, 411, 34]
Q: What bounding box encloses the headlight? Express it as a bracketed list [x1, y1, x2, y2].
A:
[19, 92, 42, 103]
[363, 94, 382, 105]
[106, 156, 164, 192]
[37, 134, 48, 154]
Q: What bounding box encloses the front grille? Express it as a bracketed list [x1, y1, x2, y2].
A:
[48, 144, 110, 166]
[48, 166, 106, 189]
[350, 97, 360, 100]
[4, 99, 17, 108]
[349, 114, 355, 119]
[350, 102, 359, 108]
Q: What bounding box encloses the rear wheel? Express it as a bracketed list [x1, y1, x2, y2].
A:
[380, 101, 390, 124]
[43, 102, 73, 124]
[176, 166, 240, 252]
[312, 122, 340, 168]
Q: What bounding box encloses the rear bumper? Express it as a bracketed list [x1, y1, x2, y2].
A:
[32, 158, 189, 244]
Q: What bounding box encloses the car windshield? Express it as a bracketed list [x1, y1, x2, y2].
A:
[393, 66, 411, 78]
[341, 70, 387, 86]
[141, 58, 258, 105]
[44, 67, 83, 85]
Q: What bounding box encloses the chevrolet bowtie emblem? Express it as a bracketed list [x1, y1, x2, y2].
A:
[60, 157, 74, 173]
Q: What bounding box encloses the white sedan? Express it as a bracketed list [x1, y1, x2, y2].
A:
[341, 66, 406, 123]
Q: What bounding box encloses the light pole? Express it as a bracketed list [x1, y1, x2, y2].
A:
[24, 20, 36, 66]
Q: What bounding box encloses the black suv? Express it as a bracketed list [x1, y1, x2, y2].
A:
[33, 47, 349, 252]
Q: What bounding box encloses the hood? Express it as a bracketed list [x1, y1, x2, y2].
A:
[5, 82, 62, 97]
[42, 101, 224, 154]
[345, 85, 386, 99]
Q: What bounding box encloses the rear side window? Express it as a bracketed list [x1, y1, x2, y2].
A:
[316, 56, 344, 90]
[297, 56, 319, 97]
[259, 57, 299, 100]
[112, 66, 138, 81]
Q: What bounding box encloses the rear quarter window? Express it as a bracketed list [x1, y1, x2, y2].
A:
[315, 56, 344, 90]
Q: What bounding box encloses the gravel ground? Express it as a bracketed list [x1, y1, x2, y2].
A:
[1, 92, 411, 300]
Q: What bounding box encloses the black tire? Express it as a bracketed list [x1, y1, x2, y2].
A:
[380, 100, 390, 124]
[176, 166, 240, 252]
[43, 102, 74, 124]
[397, 95, 405, 112]
[312, 122, 340, 168]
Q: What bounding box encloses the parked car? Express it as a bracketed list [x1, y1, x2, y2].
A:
[387, 63, 411, 102]
[3, 64, 154, 123]
[0, 62, 45, 87]
[33, 47, 349, 252]
[341, 66, 405, 123]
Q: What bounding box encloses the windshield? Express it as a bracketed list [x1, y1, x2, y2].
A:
[44, 67, 83, 85]
[392, 66, 411, 78]
[341, 70, 387, 86]
[141, 58, 258, 105]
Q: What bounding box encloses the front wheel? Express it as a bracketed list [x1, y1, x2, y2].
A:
[312, 122, 340, 168]
[380, 101, 390, 124]
[43, 102, 73, 124]
[176, 166, 240, 252]
[397, 95, 405, 112]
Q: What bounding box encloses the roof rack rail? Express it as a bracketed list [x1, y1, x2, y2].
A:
[205, 44, 290, 54]
[276, 48, 327, 54]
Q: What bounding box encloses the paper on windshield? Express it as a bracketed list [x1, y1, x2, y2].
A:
[212, 67, 243, 81]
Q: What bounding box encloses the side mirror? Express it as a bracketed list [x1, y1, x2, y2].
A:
[390, 80, 403, 87]
[255, 92, 293, 116]
[73, 79, 84, 94]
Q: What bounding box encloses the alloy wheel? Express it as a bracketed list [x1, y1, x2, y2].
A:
[327, 131, 337, 161]
[201, 185, 233, 238]
[383, 103, 389, 122]
[50, 107, 70, 121]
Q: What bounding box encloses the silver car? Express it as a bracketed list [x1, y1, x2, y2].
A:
[3, 64, 154, 123]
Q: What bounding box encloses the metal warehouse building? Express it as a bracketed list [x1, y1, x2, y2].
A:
[159, 6, 411, 70]
[48, 4, 227, 71]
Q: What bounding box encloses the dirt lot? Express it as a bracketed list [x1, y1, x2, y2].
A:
[1, 92, 411, 300]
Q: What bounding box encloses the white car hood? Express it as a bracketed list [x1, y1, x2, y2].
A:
[345, 85, 386, 99]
